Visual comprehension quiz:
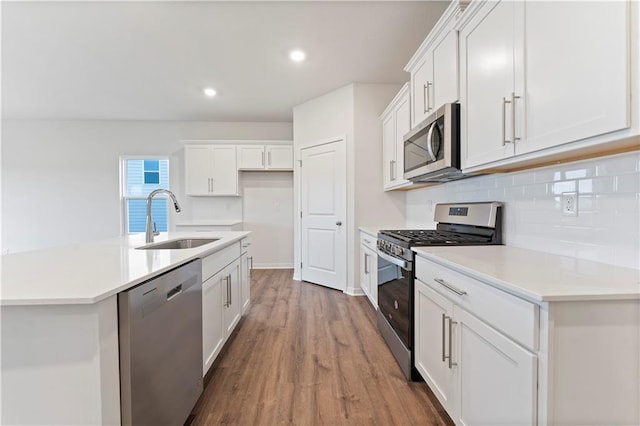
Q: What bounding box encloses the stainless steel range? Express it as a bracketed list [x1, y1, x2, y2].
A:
[376, 202, 503, 380]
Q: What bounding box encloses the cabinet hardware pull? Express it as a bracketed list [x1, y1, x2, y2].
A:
[249, 256, 253, 271]
[448, 318, 458, 369]
[511, 92, 521, 144]
[502, 96, 512, 146]
[434, 278, 467, 296]
[223, 276, 229, 307]
[423, 83, 428, 114]
[268, 151, 272, 166]
[228, 274, 232, 305]
[426, 81, 432, 112]
[442, 313, 447, 362]
[261, 151, 265, 166]
[364, 253, 369, 274]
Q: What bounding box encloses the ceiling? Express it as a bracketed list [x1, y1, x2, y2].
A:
[1, 1, 448, 122]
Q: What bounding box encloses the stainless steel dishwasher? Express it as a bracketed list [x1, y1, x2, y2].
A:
[118, 259, 203, 426]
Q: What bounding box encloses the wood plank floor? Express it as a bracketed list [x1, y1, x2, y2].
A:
[191, 269, 453, 425]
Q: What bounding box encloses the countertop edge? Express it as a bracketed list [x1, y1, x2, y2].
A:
[412, 248, 640, 303]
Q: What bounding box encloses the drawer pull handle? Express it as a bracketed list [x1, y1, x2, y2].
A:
[441, 313, 446, 362]
[434, 278, 467, 296]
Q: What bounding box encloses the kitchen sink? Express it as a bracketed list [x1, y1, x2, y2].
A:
[136, 238, 219, 250]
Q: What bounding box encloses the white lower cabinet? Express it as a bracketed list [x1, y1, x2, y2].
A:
[202, 269, 225, 374]
[414, 280, 456, 407]
[456, 308, 537, 426]
[415, 256, 537, 425]
[359, 232, 378, 308]
[415, 253, 640, 425]
[240, 252, 251, 314]
[201, 241, 245, 376]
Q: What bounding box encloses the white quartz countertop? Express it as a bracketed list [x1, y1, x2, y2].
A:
[175, 220, 242, 226]
[0, 232, 250, 306]
[413, 246, 640, 302]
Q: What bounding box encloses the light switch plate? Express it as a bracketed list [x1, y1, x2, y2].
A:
[562, 192, 578, 216]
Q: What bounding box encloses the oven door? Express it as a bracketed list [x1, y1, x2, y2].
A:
[377, 251, 412, 350]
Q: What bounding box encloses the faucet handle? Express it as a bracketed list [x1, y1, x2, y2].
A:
[153, 222, 160, 236]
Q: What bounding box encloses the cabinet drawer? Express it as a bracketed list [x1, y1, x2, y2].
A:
[202, 242, 241, 282]
[416, 255, 538, 351]
[360, 232, 377, 252]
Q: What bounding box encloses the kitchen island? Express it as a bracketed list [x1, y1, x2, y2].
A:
[1, 232, 250, 425]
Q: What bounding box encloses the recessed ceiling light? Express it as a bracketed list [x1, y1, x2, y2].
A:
[289, 50, 306, 63]
[203, 88, 217, 97]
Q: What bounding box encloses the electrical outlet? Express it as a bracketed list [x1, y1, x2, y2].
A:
[562, 192, 578, 217]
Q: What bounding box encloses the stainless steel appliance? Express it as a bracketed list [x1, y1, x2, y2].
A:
[403, 103, 464, 183]
[119, 259, 203, 426]
[376, 202, 503, 380]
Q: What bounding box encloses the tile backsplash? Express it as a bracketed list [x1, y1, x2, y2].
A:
[406, 151, 640, 269]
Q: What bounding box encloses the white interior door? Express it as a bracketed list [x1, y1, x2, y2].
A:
[300, 140, 346, 291]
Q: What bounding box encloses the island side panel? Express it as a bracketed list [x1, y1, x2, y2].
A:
[548, 299, 640, 425]
[1, 296, 120, 425]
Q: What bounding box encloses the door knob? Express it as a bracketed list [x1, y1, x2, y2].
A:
[336, 221, 342, 226]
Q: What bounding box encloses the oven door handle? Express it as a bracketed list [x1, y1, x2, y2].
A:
[377, 250, 412, 271]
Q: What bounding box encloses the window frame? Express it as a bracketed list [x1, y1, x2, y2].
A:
[119, 155, 171, 236]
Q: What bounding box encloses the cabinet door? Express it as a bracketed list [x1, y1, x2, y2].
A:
[185, 145, 212, 195]
[359, 244, 371, 297]
[202, 270, 225, 375]
[211, 145, 238, 195]
[394, 92, 411, 187]
[223, 259, 242, 337]
[433, 30, 459, 108]
[460, 0, 519, 169]
[382, 112, 396, 189]
[414, 279, 456, 410]
[368, 248, 378, 308]
[519, 1, 630, 155]
[240, 252, 250, 314]
[455, 308, 537, 426]
[411, 54, 434, 127]
[237, 145, 265, 170]
[265, 145, 293, 170]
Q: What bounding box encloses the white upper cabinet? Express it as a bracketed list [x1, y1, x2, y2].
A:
[459, 0, 634, 171]
[381, 83, 412, 190]
[459, 0, 520, 168]
[521, 1, 630, 154]
[265, 145, 293, 170]
[237, 145, 265, 170]
[184, 145, 239, 196]
[406, 1, 467, 128]
[237, 144, 293, 171]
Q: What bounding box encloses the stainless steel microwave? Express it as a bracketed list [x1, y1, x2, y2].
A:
[403, 103, 466, 183]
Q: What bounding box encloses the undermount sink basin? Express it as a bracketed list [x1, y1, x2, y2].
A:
[136, 238, 219, 250]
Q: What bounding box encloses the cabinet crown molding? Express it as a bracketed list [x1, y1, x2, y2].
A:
[404, 0, 469, 72]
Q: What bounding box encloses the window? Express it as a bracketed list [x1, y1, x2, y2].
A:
[121, 157, 170, 234]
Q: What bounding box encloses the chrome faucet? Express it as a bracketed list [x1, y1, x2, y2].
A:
[145, 189, 181, 243]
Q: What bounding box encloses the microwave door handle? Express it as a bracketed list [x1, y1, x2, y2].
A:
[426, 122, 438, 162]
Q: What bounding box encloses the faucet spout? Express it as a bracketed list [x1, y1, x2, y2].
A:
[145, 189, 181, 243]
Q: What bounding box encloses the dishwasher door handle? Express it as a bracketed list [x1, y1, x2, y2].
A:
[166, 284, 183, 301]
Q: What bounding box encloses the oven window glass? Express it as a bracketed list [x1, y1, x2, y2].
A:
[377, 256, 411, 349]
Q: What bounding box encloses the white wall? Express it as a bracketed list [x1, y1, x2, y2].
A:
[406, 151, 640, 270]
[292, 83, 406, 293]
[1, 120, 292, 253]
[240, 171, 293, 268]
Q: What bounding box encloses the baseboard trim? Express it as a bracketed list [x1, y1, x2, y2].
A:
[345, 286, 365, 297]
